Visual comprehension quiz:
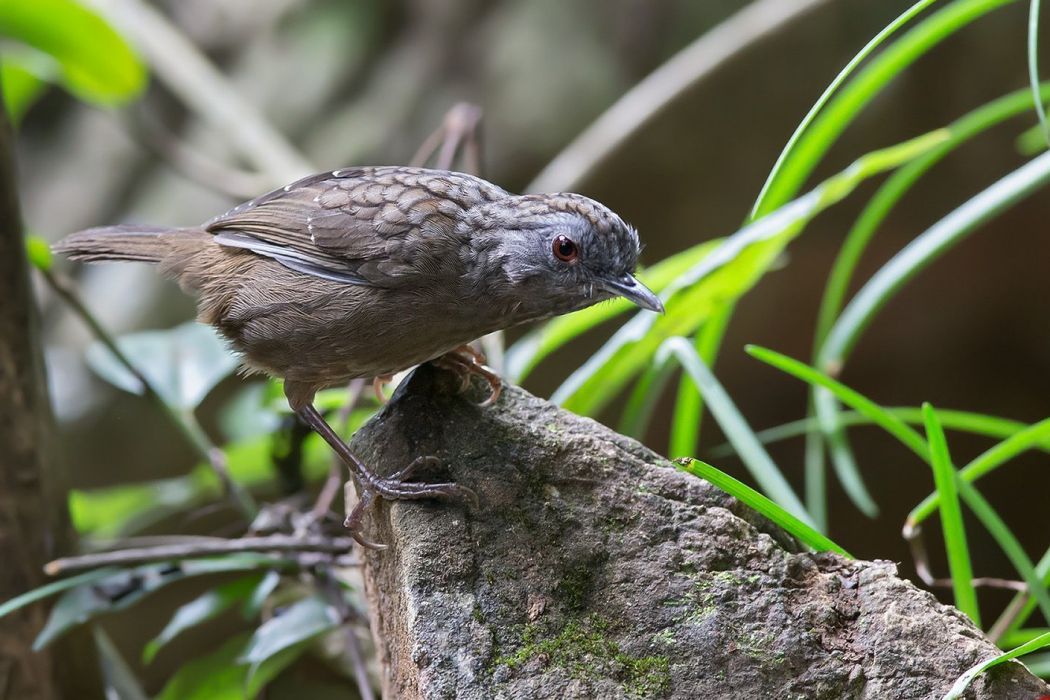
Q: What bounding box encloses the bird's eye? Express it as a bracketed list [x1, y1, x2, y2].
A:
[552, 235, 579, 263]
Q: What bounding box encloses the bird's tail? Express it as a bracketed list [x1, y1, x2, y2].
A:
[53, 224, 191, 264]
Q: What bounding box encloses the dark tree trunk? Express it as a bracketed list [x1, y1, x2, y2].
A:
[0, 95, 102, 697]
[350, 364, 1049, 699]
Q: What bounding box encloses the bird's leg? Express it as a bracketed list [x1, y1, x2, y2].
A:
[432, 344, 502, 406]
[293, 402, 477, 550]
[372, 374, 392, 404]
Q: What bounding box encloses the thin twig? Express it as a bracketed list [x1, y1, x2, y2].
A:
[83, 0, 314, 184]
[120, 105, 270, 199]
[906, 525, 1027, 592]
[44, 535, 359, 575]
[410, 102, 483, 171]
[42, 268, 258, 521]
[526, 0, 830, 193]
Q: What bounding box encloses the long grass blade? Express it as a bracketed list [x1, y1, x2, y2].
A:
[908, 416, 1050, 527]
[750, 0, 938, 219]
[944, 631, 1050, 699]
[1030, 0, 1050, 146]
[708, 407, 1048, 458]
[657, 338, 811, 525]
[669, 303, 734, 457]
[923, 404, 980, 625]
[753, 0, 1014, 216]
[676, 458, 849, 557]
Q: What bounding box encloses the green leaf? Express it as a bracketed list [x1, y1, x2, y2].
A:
[550, 131, 946, 416]
[753, 0, 1013, 216]
[85, 321, 239, 411]
[156, 632, 305, 700]
[24, 234, 53, 271]
[750, 0, 938, 218]
[657, 337, 811, 526]
[33, 556, 287, 649]
[944, 631, 1050, 699]
[0, 567, 120, 620]
[144, 574, 264, 663]
[709, 407, 1050, 459]
[0, 0, 146, 105]
[1, 54, 51, 123]
[1029, 0, 1049, 147]
[668, 303, 733, 457]
[923, 404, 979, 625]
[746, 346, 926, 455]
[239, 596, 341, 679]
[908, 416, 1050, 527]
[675, 458, 850, 558]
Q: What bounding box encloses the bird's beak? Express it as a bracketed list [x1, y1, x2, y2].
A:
[602, 273, 665, 314]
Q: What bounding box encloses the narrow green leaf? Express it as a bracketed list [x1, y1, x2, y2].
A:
[1030, 0, 1050, 146]
[0, 567, 120, 620]
[94, 626, 150, 700]
[999, 628, 1050, 648]
[676, 458, 850, 558]
[24, 234, 53, 271]
[944, 631, 1050, 699]
[709, 407, 1047, 458]
[0, 0, 146, 104]
[657, 338, 811, 525]
[908, 416, 1050, 527]
[923, 404, 979, 625]
[754, 0, 1013, 215]
[954, 477, 1050, 635]
[750, 0, 938, 218]
[746, 346, 926, 456]
[819, 147, 1050, 377]
[669, 303, 733, 457]
[618, 354, 677, 439]
[144, 574, 264, 663]
[1, 56, 50, 123]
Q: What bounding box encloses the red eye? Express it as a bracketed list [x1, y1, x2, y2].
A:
[552, 235, 578, 263]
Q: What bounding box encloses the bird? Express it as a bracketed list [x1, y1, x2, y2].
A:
[56, 165, 664, 548]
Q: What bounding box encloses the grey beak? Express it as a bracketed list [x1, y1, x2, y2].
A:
[602, 273, 665, 314]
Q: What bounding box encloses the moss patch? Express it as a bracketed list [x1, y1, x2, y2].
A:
[494, 616, 670, 698]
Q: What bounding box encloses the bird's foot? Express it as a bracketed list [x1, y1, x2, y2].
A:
[432, 345, 502, 406]
[344, 456, 478, 550]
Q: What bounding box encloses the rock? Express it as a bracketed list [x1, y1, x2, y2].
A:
[349, 364, 1047, 699]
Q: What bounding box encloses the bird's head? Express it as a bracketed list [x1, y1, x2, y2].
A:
[465, 193, 663, 322]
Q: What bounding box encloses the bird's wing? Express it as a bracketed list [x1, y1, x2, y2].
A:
[205, 166, 507, 287]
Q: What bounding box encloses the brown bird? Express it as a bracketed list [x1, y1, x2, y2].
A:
[56, 166, 663, 548]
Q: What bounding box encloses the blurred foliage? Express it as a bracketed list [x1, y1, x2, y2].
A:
[0, 0, 145, 120]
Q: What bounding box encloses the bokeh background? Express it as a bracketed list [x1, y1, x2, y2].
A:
[16, 0, 1049, 692]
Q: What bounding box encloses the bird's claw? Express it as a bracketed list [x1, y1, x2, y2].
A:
[343, 456, 478, 550]
[433, 346, 502, 406]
